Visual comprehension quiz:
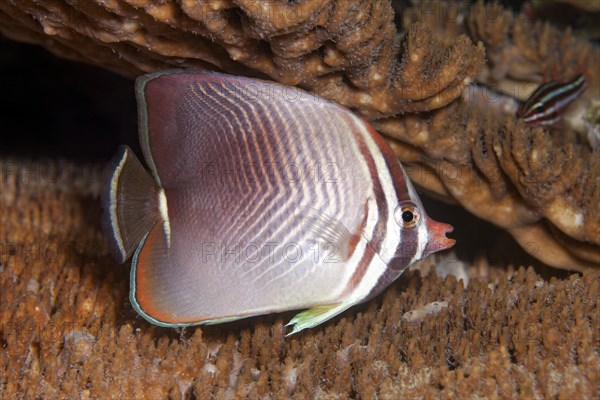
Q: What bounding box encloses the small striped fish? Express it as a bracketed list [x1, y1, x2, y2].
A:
[102, 70, 455, 335]
[517, 75, 588, 127]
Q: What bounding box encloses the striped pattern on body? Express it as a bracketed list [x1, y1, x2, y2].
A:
[129, 71, 428, 326]
[517, 75, 588, 127]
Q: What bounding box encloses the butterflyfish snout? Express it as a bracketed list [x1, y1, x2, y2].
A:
[101, 70, 455, 335]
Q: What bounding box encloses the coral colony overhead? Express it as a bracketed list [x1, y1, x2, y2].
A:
[101, 70, 455, 335]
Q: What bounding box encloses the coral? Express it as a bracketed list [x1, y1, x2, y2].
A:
[375, 103, 600, 269]
[397, 0, 600, 270]
[0, 162, 598, 398]
[0, 1, 483, 115]
[0, 0, 597, 271]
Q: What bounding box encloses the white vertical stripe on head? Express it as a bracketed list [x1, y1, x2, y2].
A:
[348, 113, 402, 264]
[326, 194, 382, 301]
[410, 221, 428, 265]
[339, 113, 404, 302]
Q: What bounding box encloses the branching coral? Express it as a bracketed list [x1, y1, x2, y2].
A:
[0, 0, 597, 270]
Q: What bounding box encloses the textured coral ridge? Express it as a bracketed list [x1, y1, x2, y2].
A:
[0, 0, 598, 271]
[396, 0, 600, 271]
[1, 162, 599, 398]
[0, 0, 483, 115]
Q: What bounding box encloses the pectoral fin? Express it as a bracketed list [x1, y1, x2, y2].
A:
[299, 207, 355, 261]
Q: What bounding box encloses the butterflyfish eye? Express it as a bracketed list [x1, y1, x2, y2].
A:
[402, 210, 414, 223]
[395, 202, 421, 229]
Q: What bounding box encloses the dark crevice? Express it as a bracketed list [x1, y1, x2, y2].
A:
[0, 36, 137, 162]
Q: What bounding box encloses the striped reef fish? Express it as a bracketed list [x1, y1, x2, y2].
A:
[517, 74, 588, 127]
[101, 70, 455, 335]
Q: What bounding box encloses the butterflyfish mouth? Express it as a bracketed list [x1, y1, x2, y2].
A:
[424, 219, 456, 256]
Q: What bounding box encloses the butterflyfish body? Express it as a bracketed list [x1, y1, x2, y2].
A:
[102, 70, 455, 335]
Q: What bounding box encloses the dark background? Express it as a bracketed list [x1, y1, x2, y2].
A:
[0, 36, 138, 160]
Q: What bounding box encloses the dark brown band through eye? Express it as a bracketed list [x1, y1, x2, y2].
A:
[394, 202, 421, 229]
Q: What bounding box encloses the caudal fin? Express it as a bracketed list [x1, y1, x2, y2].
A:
[101, 145, 161, 263]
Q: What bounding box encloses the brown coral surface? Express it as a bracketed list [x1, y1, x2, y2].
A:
[0, 161, 598, 398]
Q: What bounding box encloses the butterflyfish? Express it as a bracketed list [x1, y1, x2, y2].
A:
[102, 70, 455, 335]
